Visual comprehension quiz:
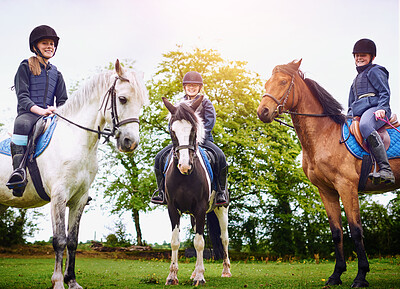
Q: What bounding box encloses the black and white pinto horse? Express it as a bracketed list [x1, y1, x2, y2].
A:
[0, 60, 148, 289]
[162, 96, 231, 286]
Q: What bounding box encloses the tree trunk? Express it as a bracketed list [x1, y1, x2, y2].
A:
[132, 210, 143, 245]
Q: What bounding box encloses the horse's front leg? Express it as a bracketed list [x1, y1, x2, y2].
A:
[64, 195, 90, 289]
[341, 192, 370, 288]
[50, 193, 68, 289]
[214, 207, 232, 277]
[166, 207, 180, 285]
[191, 214, 206, 286]
[319, 189, 346, 286]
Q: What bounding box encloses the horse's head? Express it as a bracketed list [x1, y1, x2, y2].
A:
[163, 96, 204, 175]
[104, 59, 149, 152]
[257, 59, 302, 123]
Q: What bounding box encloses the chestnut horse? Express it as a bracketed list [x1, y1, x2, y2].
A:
[257, 60, 399, 288]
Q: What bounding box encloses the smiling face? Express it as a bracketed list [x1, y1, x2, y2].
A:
[184, 83, 201, 98]
[354, 53, 374, 67]
[36, 39, 55, 60]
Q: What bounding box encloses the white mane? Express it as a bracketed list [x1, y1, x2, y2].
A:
[57, 69, 149, 116]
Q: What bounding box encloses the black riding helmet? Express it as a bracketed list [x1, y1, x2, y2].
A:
[183, 71, 203, 86]
[29, 25, 59, 58]
[353, 38, 376, 57]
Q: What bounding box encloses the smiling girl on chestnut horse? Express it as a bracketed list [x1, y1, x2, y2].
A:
[257, 58, 399, 287]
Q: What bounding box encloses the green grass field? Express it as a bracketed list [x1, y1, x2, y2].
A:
[0, 257, 399, 288]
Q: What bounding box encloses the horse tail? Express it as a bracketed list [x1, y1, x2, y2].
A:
[206, 210, 224, 260]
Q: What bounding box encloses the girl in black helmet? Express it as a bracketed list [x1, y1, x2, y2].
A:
[6, 25, 68, 196]
[348, 38, 394, 185]
[151, 71, 229, 206]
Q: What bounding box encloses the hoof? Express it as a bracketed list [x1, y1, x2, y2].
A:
[351, 279, 369, 288]
[221, 272, 232, 277]
[166, 279, 179, 285]
[192, 279, 206, 286]
[325, 276, 342, 286]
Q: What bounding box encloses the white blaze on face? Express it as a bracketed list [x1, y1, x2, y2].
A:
[171, 120, 193, 174]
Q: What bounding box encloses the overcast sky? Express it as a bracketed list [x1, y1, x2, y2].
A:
[0, 0, 398, 244]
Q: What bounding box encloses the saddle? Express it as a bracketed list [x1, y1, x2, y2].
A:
[349, 114, 400, 152]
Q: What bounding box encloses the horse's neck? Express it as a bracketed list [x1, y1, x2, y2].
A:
[57, 77, 109, 146]
[292, 85, 339, 153]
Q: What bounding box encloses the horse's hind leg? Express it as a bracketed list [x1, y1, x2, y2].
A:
[64, 195, 89, 289]
[50, 194, 68, 289]
[166, 207, 180, 285]
[214, 207, 232, 277]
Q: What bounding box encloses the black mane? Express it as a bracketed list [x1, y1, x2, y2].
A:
[303, 78, 346, 125]
[170, 102, 199, 129]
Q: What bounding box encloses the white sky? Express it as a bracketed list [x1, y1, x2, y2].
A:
[0, 0, 398, 244]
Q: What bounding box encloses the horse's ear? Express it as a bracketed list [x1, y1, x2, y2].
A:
[191, 95, 204, 111]
[115, 59, 125, 77]
[162, 97, 177, 114]
[293, 59, 302, 70]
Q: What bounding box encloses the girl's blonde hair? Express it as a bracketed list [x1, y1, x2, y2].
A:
[28, 56, 42, 76]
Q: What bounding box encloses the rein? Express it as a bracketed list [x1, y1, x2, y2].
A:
[55, 76, 140, 142]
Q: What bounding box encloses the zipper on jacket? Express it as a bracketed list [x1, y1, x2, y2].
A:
[43, 68, 49, 108]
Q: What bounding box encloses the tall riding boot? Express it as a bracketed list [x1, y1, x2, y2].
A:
[215, 165, 229, 207]
[367, 131, 395, 185]
[6, 142, 28, 197]
[151, 168, 167, 205]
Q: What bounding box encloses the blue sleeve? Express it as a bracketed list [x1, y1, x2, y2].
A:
[347, 85, 355, 116]
[202, 99, 216, 136]
[368, 67, 390, 113]
[14, 60, 36, 112]
[55, 71, 68, 107]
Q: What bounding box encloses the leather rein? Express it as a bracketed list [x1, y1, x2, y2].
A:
[55, 76, 140, 142]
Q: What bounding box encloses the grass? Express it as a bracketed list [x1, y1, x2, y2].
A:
[0, 257, 399, 288]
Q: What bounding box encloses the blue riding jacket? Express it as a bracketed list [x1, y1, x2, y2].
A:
[183, 94, 216, 142]
[347, 63, 391, 117]
[14, 59, 68, 115]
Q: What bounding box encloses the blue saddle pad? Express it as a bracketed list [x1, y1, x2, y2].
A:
[342, 119, 400, 159]
[0, 115, 58, 158]
[163, 146, 213, 182]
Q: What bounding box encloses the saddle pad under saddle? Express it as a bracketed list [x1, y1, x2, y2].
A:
[342, 119, 400, 159]
[163, 146, 213, 182]
[0, 115, 58, 158]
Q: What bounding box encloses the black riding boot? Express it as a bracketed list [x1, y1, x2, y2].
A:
[215, 165, 229, 207]
[151, 168, 166, 205]
[6, 142, 28, 197]
[367, 131, 395, 185]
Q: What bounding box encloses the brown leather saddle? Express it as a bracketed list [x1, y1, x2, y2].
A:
[350, 114, 400, 152]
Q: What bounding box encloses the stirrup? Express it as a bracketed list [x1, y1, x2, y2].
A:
[6, 168, 27, 190]
[215, 192, 228, 207]
[151, 190, 166, 205]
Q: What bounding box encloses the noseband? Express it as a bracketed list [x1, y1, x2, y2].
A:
[55, 76, 140, 141]
[261, 72, 295, 116]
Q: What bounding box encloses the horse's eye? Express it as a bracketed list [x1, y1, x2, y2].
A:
[118, 96, 127, 104]
[280, 80, 288, 85]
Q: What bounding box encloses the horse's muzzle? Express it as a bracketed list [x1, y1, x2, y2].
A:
[257, 107, 275, 123]
[117, 136, 139, 152]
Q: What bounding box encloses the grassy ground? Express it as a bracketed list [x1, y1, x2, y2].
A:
[0, 256, 399, 289]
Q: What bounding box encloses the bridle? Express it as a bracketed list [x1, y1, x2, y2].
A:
[171, 127, 198, 159]
[262, 73, 296, 117]
[55, 76, 140, 142]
